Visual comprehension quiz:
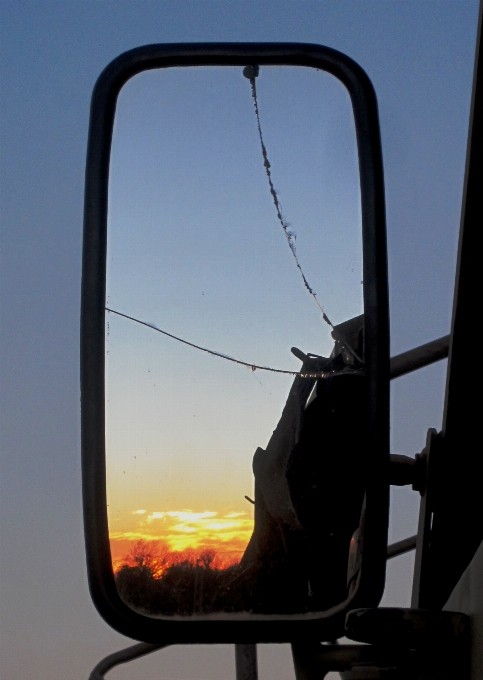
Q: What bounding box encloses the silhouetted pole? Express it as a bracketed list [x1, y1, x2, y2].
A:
[235, 644, 258, 680]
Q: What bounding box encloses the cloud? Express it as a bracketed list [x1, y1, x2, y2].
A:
[147, 511, 166, 521]
[111, 508, 254, 556]
[132, 509, 147, 515]
[170, 524, 198, 533]
[166, 510, 217, 522]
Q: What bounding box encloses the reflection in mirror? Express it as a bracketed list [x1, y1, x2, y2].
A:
[106, 65, 366, 618]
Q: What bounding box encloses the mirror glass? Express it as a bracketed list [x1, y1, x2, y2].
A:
[106, 65, 366, 618]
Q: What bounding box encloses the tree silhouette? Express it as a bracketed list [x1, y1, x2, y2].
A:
[114, 542, 241, 615]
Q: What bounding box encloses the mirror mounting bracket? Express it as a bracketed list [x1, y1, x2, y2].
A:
[292, 607, 470, 680]
[390, 427, 445, 495]
[389, 453, 427, 494]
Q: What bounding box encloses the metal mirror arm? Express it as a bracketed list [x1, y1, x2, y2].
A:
[292, 609, 469, 680]
[389, 334, 449, 380]
[88, 643, 256, 680]
[387, 334, 450, 492]
[88, 643, 169, 680]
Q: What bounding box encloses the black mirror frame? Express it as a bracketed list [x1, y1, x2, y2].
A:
[81, 42, 389, 644]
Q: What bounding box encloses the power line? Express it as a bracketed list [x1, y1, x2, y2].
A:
[244, 66, 363, 365]
[245, 67, 333, 325]
[106, 307, 330, 378]
[106, 68, 363, 374]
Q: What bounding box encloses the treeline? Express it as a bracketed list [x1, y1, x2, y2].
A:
[114, 540, 244, 615]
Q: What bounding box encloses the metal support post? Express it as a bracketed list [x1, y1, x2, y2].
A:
[235, 644, 258, 680]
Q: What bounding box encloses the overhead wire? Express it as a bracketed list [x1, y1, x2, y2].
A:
[106, 66, 363, 374]
[247, 70, 329, 320]
[245, 66, 363, 365]
[106, 307, 331, 378]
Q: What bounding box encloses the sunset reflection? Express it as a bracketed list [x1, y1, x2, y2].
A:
[110, 508, 254, 573]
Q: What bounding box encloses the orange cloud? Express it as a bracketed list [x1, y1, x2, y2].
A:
[110, 507, 254, 571]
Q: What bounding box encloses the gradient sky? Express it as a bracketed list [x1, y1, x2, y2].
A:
[1, 2, 479, 679]
[106, 64, 364, 567]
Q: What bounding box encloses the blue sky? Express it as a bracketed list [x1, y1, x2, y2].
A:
[105, 64, 364, 558]
[0, 2, 479, 679]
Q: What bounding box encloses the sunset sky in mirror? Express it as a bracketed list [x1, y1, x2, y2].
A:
[106, 66, 363, 570]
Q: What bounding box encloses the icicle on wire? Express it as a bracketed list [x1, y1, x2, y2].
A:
[246, 68, 363, 365]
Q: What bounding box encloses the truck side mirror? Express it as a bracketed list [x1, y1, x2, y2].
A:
[81, 42, 389, 644]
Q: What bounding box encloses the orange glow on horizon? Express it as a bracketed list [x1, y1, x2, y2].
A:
[109, 507, 254, 573]
[112, 540, 244, 576]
